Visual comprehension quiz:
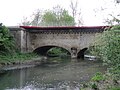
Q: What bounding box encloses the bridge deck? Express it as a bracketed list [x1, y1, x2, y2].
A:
[20, 26, 109, 33]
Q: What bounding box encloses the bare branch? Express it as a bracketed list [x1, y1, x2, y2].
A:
[69, 0, 83, 26]
[70, 0, 78, 18]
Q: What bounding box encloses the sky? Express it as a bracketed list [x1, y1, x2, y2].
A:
[0, 0, 120, 26]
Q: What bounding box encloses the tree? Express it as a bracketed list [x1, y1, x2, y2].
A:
[40, 11, 57, 26]
[91, 26, 120, 78]
[21, 10, 42, 26]
[103, 0, 120, 25]
[105, 14, 120, 25]
[70, 0, 78, 19]
[31, 10, 42, 26]
[0, 23, 15, 55]
[41, 7, 75, 26]
[21, 17, 31, 26]
[70, 0, 83, 26]
[21, 6, 75, 26]
[115, 0, 120, 3]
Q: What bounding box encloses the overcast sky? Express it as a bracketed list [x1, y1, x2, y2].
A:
[0, 0, 119, 26]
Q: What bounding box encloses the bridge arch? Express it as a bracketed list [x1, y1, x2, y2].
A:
[77, 48, 88, 59]
[33, 45, 71, 56]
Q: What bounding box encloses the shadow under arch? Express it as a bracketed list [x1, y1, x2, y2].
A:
[77, 48, 88, 59]
[33, 45, 71, 56]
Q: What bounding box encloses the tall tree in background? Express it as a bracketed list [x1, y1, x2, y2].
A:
[70, 0, 78, 19]
[21, 10, 42, 26]
[21, 17, 31, 26]
[31, 10, 42, 26]
[106, 0, 120, 25]
[41, 6, 75, 26]
[101, 0, 120, 25]
[105, 14, 120, 25]
[115, 0, 120, 3]
[92, 0, 120, 25]
[21, 6, 75, 26]
[70, 0, 83, 26]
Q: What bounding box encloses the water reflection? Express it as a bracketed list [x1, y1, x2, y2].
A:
[0, 58, 106, 90]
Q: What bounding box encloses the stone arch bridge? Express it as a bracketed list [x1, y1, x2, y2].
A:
[8, 26, 106, 58]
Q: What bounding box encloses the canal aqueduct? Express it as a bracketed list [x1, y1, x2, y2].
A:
[8, 26, 106, 58]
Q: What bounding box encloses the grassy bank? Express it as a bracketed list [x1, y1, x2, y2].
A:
[0, 53, 39, 66]
[81, 71, 120, 90]
[0, 24, 41, 67]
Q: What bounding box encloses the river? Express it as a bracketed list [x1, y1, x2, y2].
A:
[0, 57, 106, 90]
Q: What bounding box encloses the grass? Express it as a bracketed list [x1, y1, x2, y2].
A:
[0, 53, 39, 65]
[91, 72, 105, 82]
[109, 87, 120, 90]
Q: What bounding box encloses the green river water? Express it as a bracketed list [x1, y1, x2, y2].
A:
[0, 57, 106, 90]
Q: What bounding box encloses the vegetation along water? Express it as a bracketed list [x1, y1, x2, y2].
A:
[0, 24, 120, 90]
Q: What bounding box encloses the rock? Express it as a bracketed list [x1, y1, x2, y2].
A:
[0, 64, 2, 67]
[0, 69, 6, 75]
[84, 55, 98, 61]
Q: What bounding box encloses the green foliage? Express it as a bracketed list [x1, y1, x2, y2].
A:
[41, 11, 57, 26]
[21, 6, 75, 26]
[91, 72, 105, 82]
[0, 53, 39, 64]
[47, 47, 68, 57]
[109, 87, 120, 90]
[0, 24, 39, 65]
[0, 23, 15, 55]
[41, 9, 75, 26]
[91, 25, 120, 66]
[108, 66, 120, 80]
[40, 6, 75, 26]
[91, 25, 120, 79]
[90, 83, 98, 90]
[48, 47, 62, 54]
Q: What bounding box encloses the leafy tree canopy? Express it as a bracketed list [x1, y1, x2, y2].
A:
[21, 6, 75, 26]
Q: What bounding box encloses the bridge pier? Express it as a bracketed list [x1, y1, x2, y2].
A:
[71, 47, 77, 59]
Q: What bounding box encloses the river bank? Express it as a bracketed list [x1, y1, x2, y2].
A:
[0, 56, 48, 74]
[80, 72, 120, 90]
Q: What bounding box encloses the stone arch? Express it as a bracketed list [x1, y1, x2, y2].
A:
[77, 48, 88, 59]
[33, 45, 71, 56]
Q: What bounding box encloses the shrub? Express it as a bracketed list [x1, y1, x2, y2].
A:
[91, 83, 98, 90]
[90, 25, 120, 79]
[0, 23, 15, 55]
[109, 87, 120, 90]
[91, 72, 105, 82]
